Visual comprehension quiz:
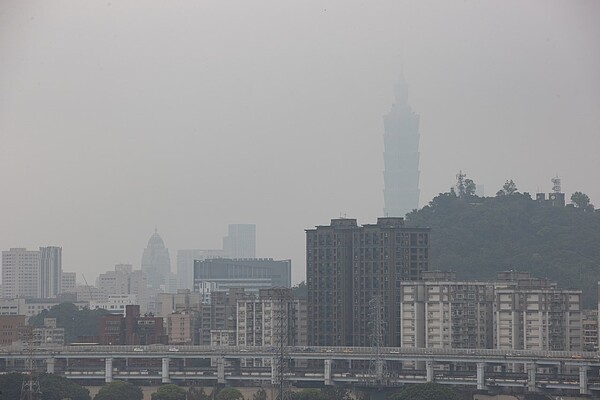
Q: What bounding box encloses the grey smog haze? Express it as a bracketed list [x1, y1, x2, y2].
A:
[1, 1, 599, 285]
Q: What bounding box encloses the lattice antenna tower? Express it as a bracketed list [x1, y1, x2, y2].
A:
[367, 295, 388, 387]
[270, 288, 293, 400]
[19, 326, 41, 400]
[551, 176, 561, 193]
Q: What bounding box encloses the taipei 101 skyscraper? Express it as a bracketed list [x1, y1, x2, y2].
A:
[383, 77, 420, 217]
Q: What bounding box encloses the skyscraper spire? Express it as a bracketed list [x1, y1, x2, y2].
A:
[383, 76, 421, 216]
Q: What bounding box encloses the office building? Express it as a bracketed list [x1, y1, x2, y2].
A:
[177, 249, 226, 291]
[1, 248, 40, 299]
[38, 246, 62, 298]
[194, 258, 291, 292]
[383, 77, 421, 216]
[223, 224, 256, 258]
[141, 229, 172, 290]
[306, 217, 430, 347]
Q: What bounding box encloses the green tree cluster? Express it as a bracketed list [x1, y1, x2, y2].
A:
[94, 381, 143, 400]
[151, 384, 186, 400]
[214, 387, 244, 400]
[406, 190, 600, 306]
[28, 303, 111, 343]
[388, 382, 459, 400]
[0, 373, 90, 400]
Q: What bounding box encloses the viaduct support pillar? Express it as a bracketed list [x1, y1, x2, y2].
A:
[579, 365, 589, 395]
[476, 362, 486, 391]
[527, 363, 537, 392]
[426, 360, 434, 383]
[162, 357, 170, 383]
[46, 358, 55, 374]
[324, 359, 333, 386]
[217, 357, 225, 384]
[105, 358, 113, 383]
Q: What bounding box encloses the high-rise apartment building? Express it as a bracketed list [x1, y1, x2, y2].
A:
[236, 288, 307, 367]
[1, 248, 40, 299]
[38, 246, 62, 298]
[493, 274, 582, 351]
[383, 77, 421, 217]
[223, 224, 256, 258]
[141, 229, 171, 290]
[306, 217, 430, 347]
[399, 275, 494, 350]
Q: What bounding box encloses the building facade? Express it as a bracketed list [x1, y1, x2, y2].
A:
[38, 246, 62, 298]
[399, 277, 494, 350]
[382, 78, 421, 217]
[0, 315, 26, 346]
[177, 249, 226, 291]
[96, 265, 148, 313]
[1, 248, 40, 299]
[223, 224, 256, 259]
[194, 258, 291, 292]
[61, 272, 76, 293]
[306, 217, 430, 347]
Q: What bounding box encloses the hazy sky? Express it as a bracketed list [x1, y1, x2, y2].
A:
[1, 1, 599, 285]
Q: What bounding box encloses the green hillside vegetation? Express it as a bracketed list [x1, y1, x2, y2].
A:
[405, 186, 600, 306]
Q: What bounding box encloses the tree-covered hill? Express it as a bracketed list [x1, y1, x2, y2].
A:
[405, 191, 600, 306]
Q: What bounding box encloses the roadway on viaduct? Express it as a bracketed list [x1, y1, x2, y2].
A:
[1, 345, 600, 396]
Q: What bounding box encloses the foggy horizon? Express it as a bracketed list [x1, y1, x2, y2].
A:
[1, 1, 599, 285]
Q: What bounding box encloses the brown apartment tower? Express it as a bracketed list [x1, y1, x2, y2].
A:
[306, 217, 429, 347]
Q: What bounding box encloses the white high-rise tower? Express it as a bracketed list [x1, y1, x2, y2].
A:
[383, 77, 420, 216]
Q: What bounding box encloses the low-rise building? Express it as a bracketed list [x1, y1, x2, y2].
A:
[0, 315, 26, 346]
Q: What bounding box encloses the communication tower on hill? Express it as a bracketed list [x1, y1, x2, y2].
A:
[552, 176, 561, 193]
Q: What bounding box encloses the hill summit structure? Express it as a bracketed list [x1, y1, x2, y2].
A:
[383, 76, 421, 216]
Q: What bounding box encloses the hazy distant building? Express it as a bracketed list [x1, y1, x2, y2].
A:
[194, 258, 291, 292]
[97, 264, 148, 313]
[306, 217, 430, 347]
[38, 246, 62, 298]
[141, 229, 172, 290]
[61, 272, 76, 293]
[1, 248, 40, 299]
[90, 294, 137, 316]
[223, 224, 256, 258]
[177, 249, 226, 291]
[383, 77, 421, 216]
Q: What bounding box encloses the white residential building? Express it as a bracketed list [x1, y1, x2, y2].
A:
[1, 248, 40, 299]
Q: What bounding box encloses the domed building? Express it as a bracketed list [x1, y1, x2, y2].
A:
[141, 228, 171, 290]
